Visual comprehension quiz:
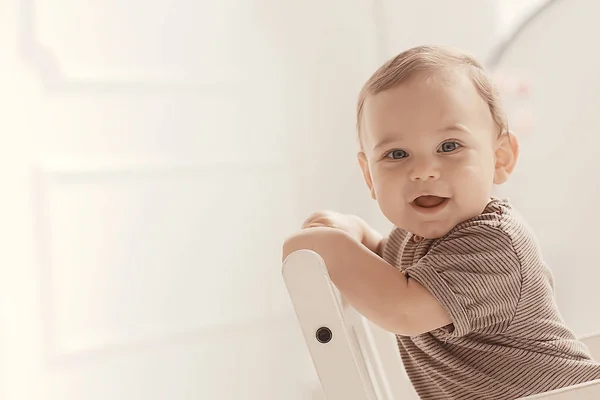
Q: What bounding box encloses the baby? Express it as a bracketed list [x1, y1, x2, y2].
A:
[282, 45, 600, 399]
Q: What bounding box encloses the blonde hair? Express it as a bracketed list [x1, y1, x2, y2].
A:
[356, 45, 508, 149]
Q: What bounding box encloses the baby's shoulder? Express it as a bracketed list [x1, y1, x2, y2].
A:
[431, 198, 542, 263]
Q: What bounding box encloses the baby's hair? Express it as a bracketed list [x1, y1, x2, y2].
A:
[356, 45, 508, 149]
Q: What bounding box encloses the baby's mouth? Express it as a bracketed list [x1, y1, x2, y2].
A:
[412, 195, 448, 208]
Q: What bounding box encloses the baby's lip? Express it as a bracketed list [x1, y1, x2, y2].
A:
[410, 194, 448, 203]
[411, 195, 450, 210]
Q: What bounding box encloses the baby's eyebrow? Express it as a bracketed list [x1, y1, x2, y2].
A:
[373, 137, 399, 151]
[439, 123, 471, 134]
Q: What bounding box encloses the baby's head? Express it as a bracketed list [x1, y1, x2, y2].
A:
[356, 45, 519, 239]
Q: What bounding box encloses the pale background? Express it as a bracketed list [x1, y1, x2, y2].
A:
[1, 0, 598, 399]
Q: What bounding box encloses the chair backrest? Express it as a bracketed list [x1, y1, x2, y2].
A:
[282, 249, 417, 399]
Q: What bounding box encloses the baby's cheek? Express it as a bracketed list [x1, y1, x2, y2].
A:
[378, 184, 403, 204]
[459, 165, 494, 190]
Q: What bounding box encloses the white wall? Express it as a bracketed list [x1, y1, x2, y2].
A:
[491, 0, 600, 338]
[493, 0, 549, 37]
[4, 0, 596, 399]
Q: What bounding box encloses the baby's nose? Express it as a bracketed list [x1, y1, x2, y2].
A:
[409, 163, 440, 181]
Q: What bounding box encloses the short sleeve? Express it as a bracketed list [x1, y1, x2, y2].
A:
[405, 225, 522, 338]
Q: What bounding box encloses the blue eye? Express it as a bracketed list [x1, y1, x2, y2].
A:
[387, 149, 408, 159]
[439, 141, 461, 153]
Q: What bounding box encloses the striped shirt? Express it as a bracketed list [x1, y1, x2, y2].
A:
[382, 198, 600, 399]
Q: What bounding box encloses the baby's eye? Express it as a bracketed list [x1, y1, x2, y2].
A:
[439, 141, 461, 153]
[386, 149, 409, 159]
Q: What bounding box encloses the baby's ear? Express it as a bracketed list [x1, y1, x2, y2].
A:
[357, 152, 376, 200]
[494, 130, 519, 184]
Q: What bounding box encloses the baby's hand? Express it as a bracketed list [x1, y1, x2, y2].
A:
[301, 210, 364, 243]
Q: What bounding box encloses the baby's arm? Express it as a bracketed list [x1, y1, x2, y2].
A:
[350, 214, 386, 257]
[300, 210, 386, 257]
[282, 227, 452, 336]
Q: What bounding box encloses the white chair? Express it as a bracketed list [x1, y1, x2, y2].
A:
[282, 250, 600, 400]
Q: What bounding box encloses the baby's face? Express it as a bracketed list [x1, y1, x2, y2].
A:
[359, 73, 502, 239]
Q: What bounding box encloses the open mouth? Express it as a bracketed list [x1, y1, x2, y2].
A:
[412, 195, 449, 209]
